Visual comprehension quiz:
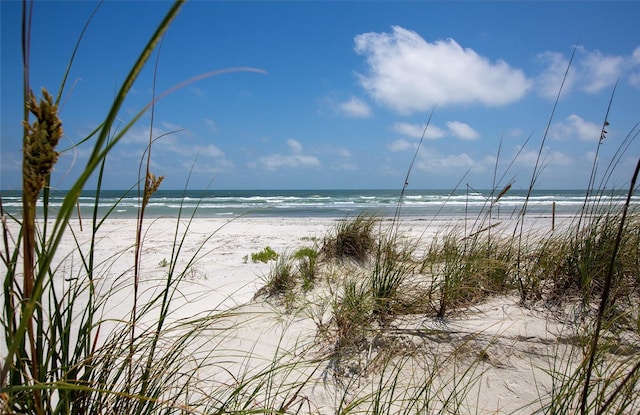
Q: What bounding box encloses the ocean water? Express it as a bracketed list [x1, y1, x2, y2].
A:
[1, 189, 637, 219]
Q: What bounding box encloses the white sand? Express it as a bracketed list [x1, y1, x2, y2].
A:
[3, 215, 605, 413]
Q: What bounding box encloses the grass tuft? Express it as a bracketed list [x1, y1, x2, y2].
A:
[321, 214, 377, 262]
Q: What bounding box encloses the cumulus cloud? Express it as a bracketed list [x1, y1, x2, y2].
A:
[579, 50, 627, 93]
[393, 122, 446, 139]
[414, 149, 476, 174]
[534, 51, 577, 99]
[393, 121, 478, 140]
[389, 139, 416, 152]
[287, 138, 304, 154]
[354, 26, 531, 114]
[257, 139, 321, 170]
[193, 144, 225, 158]
[514, 146, 573, 168]
[446, 121, 480, 140]
[549, 114, 601, 142]
[339, 96, 372, 118]
[535, 46, 640, 98]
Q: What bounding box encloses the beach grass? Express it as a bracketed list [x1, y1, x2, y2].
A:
[2, 1, 640, 414]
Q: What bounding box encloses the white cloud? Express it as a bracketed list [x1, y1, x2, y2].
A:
[579, 50, 626, 93]
[122, 126, 155, 145]
[534, 51, 577, 99]
[446, 121, 480, 140]
[194, 144, 225, 158]
[339, 96, 372, 118]
[389, 139, 416, 152]
[259, 154, 320, 170]
[287, 138, 303, 154]
[549, 114, 601, 142]
[506, 128, 524, 138]
[185, 157, 234, 175]
[119, 124, 236, 177]
[514, 146, 573, 168]
[393, 122, 445, 139]
[256, 139, 321, 170]
[354, 26, 531, 114]
[393, 121, 478, 141]
[535, 46, 640, 98]
[414, 149, 476, 174]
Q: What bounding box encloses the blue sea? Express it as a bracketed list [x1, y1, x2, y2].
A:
[1, 189, 637, 219]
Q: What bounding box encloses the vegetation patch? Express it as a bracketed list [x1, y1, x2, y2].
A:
[320, 214, 377, 262]
[251, 245, 279, 263]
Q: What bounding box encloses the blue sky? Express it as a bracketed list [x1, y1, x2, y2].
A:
[1, 1, 639, 190]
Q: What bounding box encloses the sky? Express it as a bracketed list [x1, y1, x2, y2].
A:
[1, 1, 639, 191]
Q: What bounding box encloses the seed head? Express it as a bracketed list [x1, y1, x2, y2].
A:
[23, 88, 63, 202]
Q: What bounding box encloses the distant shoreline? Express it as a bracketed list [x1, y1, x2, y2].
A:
[3, 188, 635, 220]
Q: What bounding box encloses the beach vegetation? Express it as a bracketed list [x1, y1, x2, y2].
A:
[331, 278, 374, 356]
[420, 229, 516, 318]
[369, 241, 412, 322]
[256, 254, 296, 298]
[251, 245, 279, 263]
[320, 214, 377, 262]
[293, 246, 319, 291]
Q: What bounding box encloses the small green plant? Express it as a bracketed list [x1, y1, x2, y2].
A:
[332, 278, 373, 355]
[370, 245, 410, 321]
[256, 255, 295, 299]
[293, 246, 319, 291]
[158, 257, 168, 267]
[251, 246, 279, 263]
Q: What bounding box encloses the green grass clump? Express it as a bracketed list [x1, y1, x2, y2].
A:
[251, 245, 279, 263]
[293, 246, 319, 291]
[258, 255, 295, 298]
[332, 278, 374, 355]
[421, 230, 516, 318]
[321, 214, 377, 262]
[370, 244, 412, 321]
[542, 211, 639, 310]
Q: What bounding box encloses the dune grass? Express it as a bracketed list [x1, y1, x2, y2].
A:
[2, 1, 640, 413]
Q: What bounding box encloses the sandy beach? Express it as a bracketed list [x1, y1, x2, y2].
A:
[4, 214, 635, 413]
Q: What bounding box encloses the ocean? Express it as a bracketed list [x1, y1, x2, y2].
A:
[2, 188, 637, 220]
